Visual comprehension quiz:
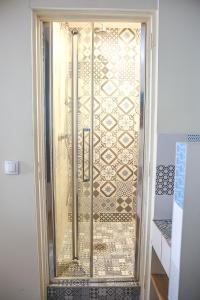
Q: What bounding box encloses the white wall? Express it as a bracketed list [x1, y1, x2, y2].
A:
[158, 0, 200, 134]
[0, 0, 200, 299]
[0, 1, 40, 300]
[30, 0, 158, 10]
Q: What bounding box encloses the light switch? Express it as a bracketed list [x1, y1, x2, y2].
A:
[4, 160, 19, 175]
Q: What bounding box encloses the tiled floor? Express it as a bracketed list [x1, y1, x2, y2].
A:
[56, 221, 136, 278]
[47, 285, 140, 300]
[93, 222, 135, 277]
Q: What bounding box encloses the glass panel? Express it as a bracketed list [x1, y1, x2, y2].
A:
[48, 21, 143, 280]
[83, 128, 91, 182]
[52, 22, 92, 277]
[92, 22, 141, 277]
[52, 22, 73, 276]
[76, 23, 93, 276]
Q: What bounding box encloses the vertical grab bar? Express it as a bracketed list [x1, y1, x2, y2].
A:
[71, 29, 79, 260]
[83, 128, 91, 182]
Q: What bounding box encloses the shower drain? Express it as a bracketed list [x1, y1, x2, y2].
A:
[94, 243, 107, 251]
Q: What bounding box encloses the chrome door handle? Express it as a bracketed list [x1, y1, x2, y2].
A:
[83, 128, 90, 182]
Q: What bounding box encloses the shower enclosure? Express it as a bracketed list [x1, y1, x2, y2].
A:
[44, 21, 145, 280]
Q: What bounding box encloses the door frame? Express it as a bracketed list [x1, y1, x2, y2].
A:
[32, 9, 158, 300]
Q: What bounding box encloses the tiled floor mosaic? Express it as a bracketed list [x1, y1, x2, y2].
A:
[47, 285, 140, 300]
[56, 221, 135, 278]
[93, 222, 135, 277]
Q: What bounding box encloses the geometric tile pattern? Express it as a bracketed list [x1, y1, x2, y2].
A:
[48, 285, 140, 300]
[100, 182, 116, 197]
[154, 219, 172, 246]
[93, 24, 141, 222]
[99, 213, 133, 222]
[174, 143, 187, 209]
[117, 197, 133, 212]
[155, 165, 175, 195]
[56, 221, 136, 278]
[187, 134, 200, 142]
[117, 165, 133, 181]
[93, 222, 136, 277]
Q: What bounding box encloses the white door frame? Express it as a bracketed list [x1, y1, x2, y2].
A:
[32, 9, 158, 300]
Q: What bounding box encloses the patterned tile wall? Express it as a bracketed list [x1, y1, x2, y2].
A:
[154, 134, 186, 220]
[155, 165, 175, 195]
[174, 143, 187, 209]
[93, 24, 141, 222]
[187, 134, 200, 142]
[48, 285, 140, 300]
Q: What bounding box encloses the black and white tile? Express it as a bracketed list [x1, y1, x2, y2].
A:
[47, 284, 140, 300]
[155, 165, 175, 195]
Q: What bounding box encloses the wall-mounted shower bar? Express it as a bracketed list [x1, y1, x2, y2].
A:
[71, 29, 79, 260]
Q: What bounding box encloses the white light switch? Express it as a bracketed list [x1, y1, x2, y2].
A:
[4, 160, 19, 175]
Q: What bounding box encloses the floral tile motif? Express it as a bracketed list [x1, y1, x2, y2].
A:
[100, 182, 116, 197]
[101, 132, 117, 148]
[101, 114, 117, 131]
[101, 148, 117, 165]
[101, 165, 116, 181]
[118, 149, 133, 164]
[118, 115, 135, 131]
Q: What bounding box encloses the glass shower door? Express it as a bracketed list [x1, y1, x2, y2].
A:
[46, 22, 93, 278]
[76, 22, 93, 276]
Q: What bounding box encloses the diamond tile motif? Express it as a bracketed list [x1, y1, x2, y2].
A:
[93, 166, 100, 180]
[93, 132, 100, 147]
[119, 28, 135, 43]
[117, 197, 133, 213]
[117, 165, 133, 181]
[101, 148, 117, 164]
[102, 132, 117, 147]
[93, 97, 101, 112]
[101, 114, 117, 131]
[100, 182, 116, 197]
[118, 132, 134, 148]
[101, 80, 117, 96]
[119, 97, 135, 114]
